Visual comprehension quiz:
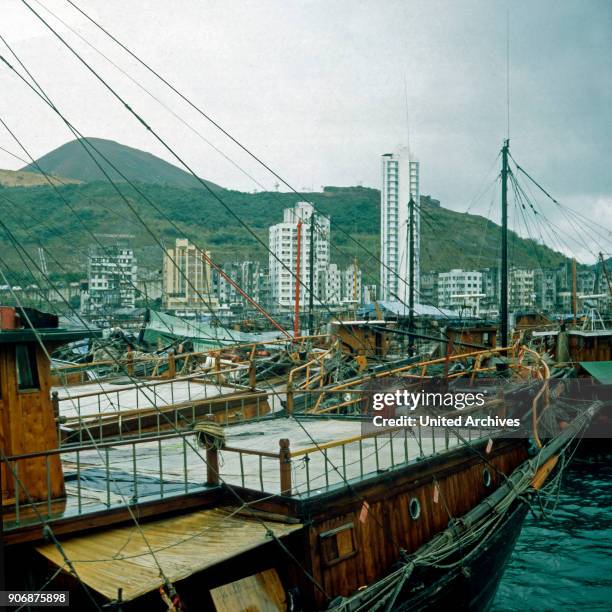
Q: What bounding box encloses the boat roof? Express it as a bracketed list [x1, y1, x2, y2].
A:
[0, 327, 100, 345]
[36, 507, 301, 602]
[359, 301, 460, 318]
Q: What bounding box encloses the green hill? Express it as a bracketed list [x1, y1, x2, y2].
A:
[0, 169, 80, 187]
[21, 137, 222, 191]
[0, 179, 568, 288]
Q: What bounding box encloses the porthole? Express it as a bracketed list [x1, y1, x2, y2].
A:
[409, 497, 421, 520]
[483, 468, 492, 488]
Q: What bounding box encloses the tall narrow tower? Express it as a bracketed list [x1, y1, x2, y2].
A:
[380, 146, 420, 304]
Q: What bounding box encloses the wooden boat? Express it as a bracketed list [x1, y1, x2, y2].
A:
[1, 306, 598, 611]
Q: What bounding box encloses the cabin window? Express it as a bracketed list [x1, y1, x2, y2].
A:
[483, 468, 492, 488]
[409, 497, 421, 520]
[16, 344, 40, 391]
[319, 522, 357, 567]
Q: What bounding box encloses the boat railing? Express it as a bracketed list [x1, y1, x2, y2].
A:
[56, 383, 271, 444]
[300, 344, 549, 415]
[51, 334, 330, 379]
[2, 430, 209, 532]
[2, 418, 498, 533]
[56, 372, 254, 418]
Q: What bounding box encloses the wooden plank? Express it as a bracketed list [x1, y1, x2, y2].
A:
[35, 509, 301, 602]
[210, 568, 286, 612]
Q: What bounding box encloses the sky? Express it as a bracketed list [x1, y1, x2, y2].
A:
[1, 0, 611, 263]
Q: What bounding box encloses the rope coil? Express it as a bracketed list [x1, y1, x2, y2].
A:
[193, 421, 225, 450]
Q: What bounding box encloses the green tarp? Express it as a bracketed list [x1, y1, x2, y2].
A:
[579, 361, 612, 385]
[140, 310, 281, 351]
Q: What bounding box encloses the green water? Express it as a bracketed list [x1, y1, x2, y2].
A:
[493, 455, 612, 611]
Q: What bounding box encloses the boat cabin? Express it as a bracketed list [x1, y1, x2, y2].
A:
[332, 320, 390, 358]
[444, 324, 497, 357]
[0, 306, 98, 505]
[532, 328, 612, 363]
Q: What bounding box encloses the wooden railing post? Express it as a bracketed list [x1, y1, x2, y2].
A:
[215, 353, 221, 384]
[279, 438, 292, 495]
[248, 360, 257, 390]
[167, 349, 176, 379]
[126, 347, 134, 377]
[205, 417, 220, 487]
[286, 381, 294, 416]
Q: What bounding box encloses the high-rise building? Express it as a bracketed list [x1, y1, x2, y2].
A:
[268, 202, 330, 309]
[82, 237, 137, 315]
[380, 146, 420, 304]
[162, 238, 218, 312]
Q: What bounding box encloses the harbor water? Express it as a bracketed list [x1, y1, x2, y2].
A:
[493, 454, 612, 611]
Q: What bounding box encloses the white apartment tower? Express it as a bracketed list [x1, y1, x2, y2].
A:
[269, 202, 330, 309]
[380, 146, 420, 304]
[162, 238, 218, 312]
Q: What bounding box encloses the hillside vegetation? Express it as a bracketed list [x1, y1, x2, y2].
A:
[0, 180, 568, 286]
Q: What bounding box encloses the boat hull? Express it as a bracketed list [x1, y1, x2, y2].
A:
[396, 500, 528, 611]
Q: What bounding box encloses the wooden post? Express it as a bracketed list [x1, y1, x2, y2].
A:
[167, 349, 176, 379]
[279, 438, 292, 495]
[286, 380, 294, 416]
[126, 346, 134, 377]
[51, 390, 60, 421]
[205, 417, 220, 487]
[248, 360, 257, 390]
[215, 353, 221, 384]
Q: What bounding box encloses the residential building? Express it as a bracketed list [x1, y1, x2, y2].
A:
[162, 238, 218, 312]
[438, 269, 483, 316]
[380, 146, 420, 304]
[321, 263, 342, 305]
[82, 239, 137, 315]
[419, 272, 438, 307]
[533, 268, 557, 312]
[136, 270, 163, 303]
[342, 263, 362, 304]
[268, 202, 330, 309]
[215, 261, 264, 308]
[509, 268, 535, 310]
[480, 267, 500, 317]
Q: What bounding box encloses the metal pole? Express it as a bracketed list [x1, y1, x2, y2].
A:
[294, 220, 302, 338]
[408, 195, 415, 355]
[309, 214, 315, 336]
[572, 257, 577, 325]
[501, 140, 509, 347]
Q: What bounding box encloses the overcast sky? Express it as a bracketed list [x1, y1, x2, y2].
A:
[1, 0, 610, 262]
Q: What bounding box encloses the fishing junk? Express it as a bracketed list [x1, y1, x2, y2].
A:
[0, 304, 597, 611]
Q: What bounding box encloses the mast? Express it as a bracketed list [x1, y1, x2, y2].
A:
[294, 220, 302, 338]
[500, 139, 509, 347]
[353, 256, 358, 302]
[408, 194, 415, 355]
[308, 213, 315, 336]
[572, 257, 577, 325]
